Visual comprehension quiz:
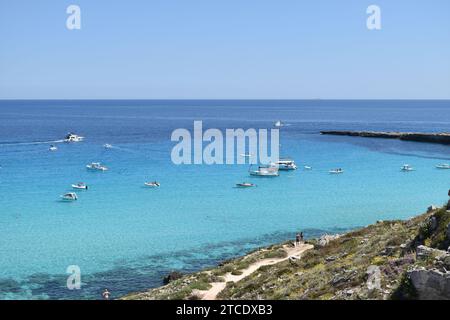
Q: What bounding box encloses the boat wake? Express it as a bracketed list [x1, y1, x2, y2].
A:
[0, 139, 65, 147]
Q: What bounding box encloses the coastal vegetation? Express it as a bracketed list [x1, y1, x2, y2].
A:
[123, 205, 450, 300]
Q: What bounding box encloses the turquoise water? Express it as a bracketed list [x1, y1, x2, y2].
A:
[0, 100, 449, 299]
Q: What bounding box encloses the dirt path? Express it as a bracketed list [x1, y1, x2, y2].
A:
[201, 243, 313, 300]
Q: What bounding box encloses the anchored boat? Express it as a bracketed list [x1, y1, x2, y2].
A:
[436, 164, 450, 169]
[86, 162, 108, 171]
[145, 181, 160, 188]
[401, 164, 414, 172]
[276, 158, 298, 170]
[249, 165, 279, 177]
[72, 182, 88, 190]
[61, 192, 78, 201]
[236, 182, 256, 188]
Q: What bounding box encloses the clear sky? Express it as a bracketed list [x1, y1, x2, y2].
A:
[0, 0, 449, 99]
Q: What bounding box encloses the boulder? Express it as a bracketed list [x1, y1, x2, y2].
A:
[408, 268, 450, 300]
[416, 245, 447, 261]
[163, 271, 183, 285]
[318, 234, 340, 247]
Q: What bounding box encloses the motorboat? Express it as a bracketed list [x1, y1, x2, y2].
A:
[49, 145, 58, 151]
[104, 144, 113, 149]
[61, 192, 78, 201]
[64, 133, 84, 143]
[236, 182, 256, 188]
[72, 182, 88, 190]
[276, 158, 298, 170]
[249, 165, 279, 177]
[144, 181, 160, 187]
[274, 120, 284, 128]
[86, 162, 108, 171]
[304, 166, 312, 170]
[401, 164, 414, 172]
[329, 168, 344, 174]
[436, 164, 450, 169]
[240, 153, 252, 158]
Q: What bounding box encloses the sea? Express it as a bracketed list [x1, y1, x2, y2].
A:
[0, 100, 449, 299]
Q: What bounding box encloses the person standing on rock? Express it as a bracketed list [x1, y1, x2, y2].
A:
[295, 233, 301, 247]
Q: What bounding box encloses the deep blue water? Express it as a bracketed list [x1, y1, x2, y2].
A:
[0, 100, 449, 299]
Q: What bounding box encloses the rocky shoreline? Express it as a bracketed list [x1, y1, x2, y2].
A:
[320, 130, 450, 145]
[122, 203, 450, 300]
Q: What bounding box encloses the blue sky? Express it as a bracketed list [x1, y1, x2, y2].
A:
[0, 0, 449, 99]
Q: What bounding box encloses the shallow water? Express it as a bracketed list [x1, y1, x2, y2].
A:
[0, 100, 449, 299]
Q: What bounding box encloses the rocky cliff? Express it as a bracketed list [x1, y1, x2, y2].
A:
[320, 131, 450, 145]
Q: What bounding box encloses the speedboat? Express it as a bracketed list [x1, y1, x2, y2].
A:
[329, 168, 344, 174]
[61, 192, 78, 201]
[401, 164, 414, 172]
[274, 120, 284, 128]
[86, 162, 108, 171]
[64, 133, 84, 143]
[236, 182, 256, 188]
[144, 181, 160, 188]
[249, 165, 279, 177]
[436, 164, 450, 169]
[72, 182, 88, 190]
[276, 158, 298, 170]
[103, 144, 113, 149]
[49, 145, 58, 151]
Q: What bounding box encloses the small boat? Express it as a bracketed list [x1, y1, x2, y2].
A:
[86, 162, 108, 171]
[249, 165, 279, 177]
[240, 153, 253, 158]
[436, 164, 450, 169]
[329, 168, 344, 174]
[236, 182, 256, 188]
[72, 182, 88, 190]
[401, 164, 414, 172]
[49, 145, 58, 151]
[276, 158, 298, 170]
[274, 120, 284, 128]
[61, 192, 78, 201]
[144, 181, 160, 188]
[64, 133, 84, 143]
[304, 166, 312, 170]
[103, 144, 113, 149]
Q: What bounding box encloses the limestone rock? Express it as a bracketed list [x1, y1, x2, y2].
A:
[408, 268, 450, 300]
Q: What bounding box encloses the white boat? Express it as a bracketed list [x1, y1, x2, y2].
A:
[72, 182, 88, 190]
[104, 144, 113, 149]
[144, 182, 160, 187]
[276, 158, 298, 170]
[401, 164, 414, 172]
[49, 145, 58, 151]
[436, 164, 450, 169]
[240, 153, 252, 158]
[304, 166, 312, 170]
[86, 162, 108, 171]
[61, 192, 78, 201]
[274, 120, 284, 128]
[236, 182, 256, 188]
[329, 168, 344, 174]
[249, 165, 279, 177]
[64, 133, 84, 143]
